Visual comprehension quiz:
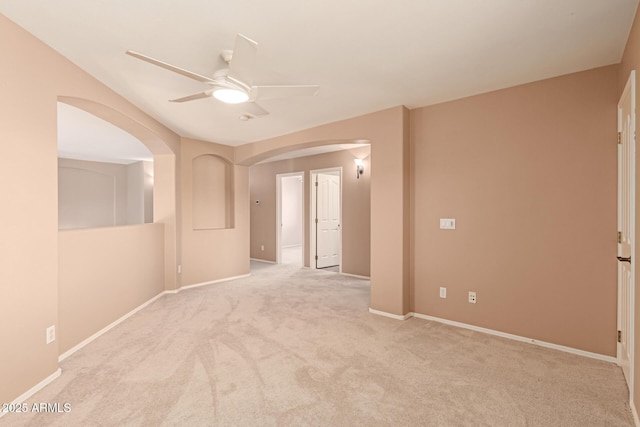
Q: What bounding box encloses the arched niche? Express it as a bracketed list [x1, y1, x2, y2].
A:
[192, 154, 234, 230]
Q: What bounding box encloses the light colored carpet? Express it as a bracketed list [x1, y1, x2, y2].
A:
[1, 261, 634, 426]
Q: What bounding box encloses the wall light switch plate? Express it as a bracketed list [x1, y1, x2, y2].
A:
[440, 218, 456, 229]
[439, 287, 447, 298]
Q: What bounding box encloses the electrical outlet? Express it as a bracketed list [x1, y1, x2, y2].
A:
[46, 325, 55, 344]
[468, 291, 477, 304]
[439, 287, 447, 298]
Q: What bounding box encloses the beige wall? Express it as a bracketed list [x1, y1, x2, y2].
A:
[58, 158, 137, 229]
[58, 224, 165, 354]
[180, 138, 250, 286]
[0, 14, 179, 404]
[619, 2, 640, 411]
[249, 146, 371, 277]
[411, 65, 619, 356]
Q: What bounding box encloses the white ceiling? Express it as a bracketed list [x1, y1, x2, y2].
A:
[1, 1, 638, 147]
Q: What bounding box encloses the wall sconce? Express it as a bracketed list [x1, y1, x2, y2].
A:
[354, 158, 364, 179]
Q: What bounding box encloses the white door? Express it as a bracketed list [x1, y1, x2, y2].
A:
[316, 173, 340, 268]
[618, 70, 635, 397]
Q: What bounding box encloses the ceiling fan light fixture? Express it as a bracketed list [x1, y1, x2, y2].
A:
[213, 88, 249, 104]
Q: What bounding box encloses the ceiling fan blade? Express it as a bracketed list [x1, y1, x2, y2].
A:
[126, 50, 215, 84]
[251, 85, 320, 100]
[169, 91, 212, 103]
[227, 34, 258, 87]
[242, 102, 269, 118]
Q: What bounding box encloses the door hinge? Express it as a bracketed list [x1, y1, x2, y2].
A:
[618, 231, 622, 244]
[618, 330, 622, 343]
[315, 218, 318, 224]
[315, 181, 318, 187]
[618, 132, 622, 144]
[315, 255, 318, 261]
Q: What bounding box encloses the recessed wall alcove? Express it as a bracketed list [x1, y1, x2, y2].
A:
[191, 154, 234, 230]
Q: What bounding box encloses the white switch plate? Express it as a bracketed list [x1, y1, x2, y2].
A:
[439, 287, 447, 298]
[46, 325, 55, 344]
[440, 218, 456, 229]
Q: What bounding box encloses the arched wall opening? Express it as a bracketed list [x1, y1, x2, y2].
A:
[56, 97, 180, 357]
[235, 106, 411, 317]
[247, 140, 371, 278]
[57, 102, 154, 229]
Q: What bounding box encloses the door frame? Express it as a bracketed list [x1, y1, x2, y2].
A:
[310, 167, 343, 271]
[617, 70, 636, 402]
[276, 171, 304, 265]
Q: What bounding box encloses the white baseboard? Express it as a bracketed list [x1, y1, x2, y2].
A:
[368, 307, 411, 320]
[59, 291, 166, 362]
[0, 368, 62, 419]
[60, 273, 251, 362]
[178, 273, 251, 291]
[250, 258, 276, 264]
[341, 272, 370, 280]
[368, 308, 617, 364]
[632, 399, 640, 427]
[8, 271, 253, 418]
[411, 313, 617, 364]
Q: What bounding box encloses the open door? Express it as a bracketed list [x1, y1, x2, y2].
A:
[311, 169, 342, 269]
[618, 70, 635, 400]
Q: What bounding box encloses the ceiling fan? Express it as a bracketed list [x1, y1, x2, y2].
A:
[126, 34, 319, 120]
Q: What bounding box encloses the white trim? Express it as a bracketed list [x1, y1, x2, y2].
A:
[368, 307, 411, 320]
[178, 273, 251, 291]
[340, 272, 370, 280]
[8, 272, 250, 413]
[632, 400, 640, 427]
[411, 312, 618, 364]
[59, 273, 251, 362]
[368, 308, 617, 364]
[59, 291, 166, 361]
[0, 368, 62, 419]
[250, 257, 276, 264]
